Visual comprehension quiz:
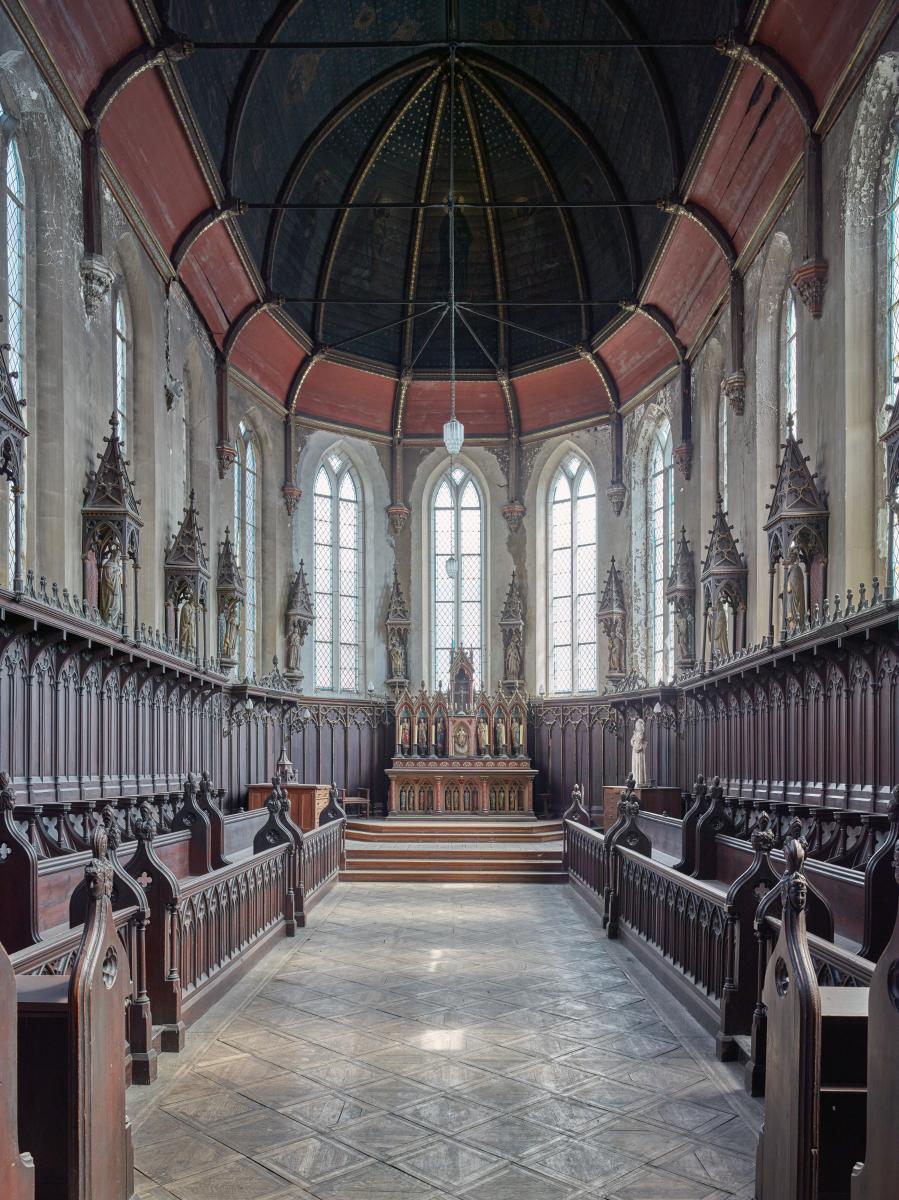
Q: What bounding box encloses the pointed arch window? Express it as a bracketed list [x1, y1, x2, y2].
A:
[234, 423, 258, 677]
[314, 451, 362, 692]
[4, 129, 24, 589]
[548, 453, 597, 693]
[432, 465, 483, 689]
[648, 421, 674, 683]
[887, 149, 899, 585]
[717, 385, 728, 510]
[782, 291, 798, 435]
[113, 290, 128, 447]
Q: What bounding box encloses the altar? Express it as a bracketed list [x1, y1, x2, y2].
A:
[387, 648, 536, 816]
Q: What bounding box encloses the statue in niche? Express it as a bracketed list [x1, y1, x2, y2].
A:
[220, 596, 240, 660]
[434, 712, 446, 758]
[178, 595, 196, 656]
[785, 551, 806, 632]
[388, 629, 407, 680]
[494, 715, 507, 757]
[630, 718, 648, 789]
[713, 599, 731, 660]
[477, 715, 490, 756]
[399, 714, 411, 755]
[504, 629, 522, 681]
[83, 547, 99, 612]
[511, 712, 523, 756]
[285, 618, 303, 674]
[99, 547, 123, 626]
[416, 713, 428, 755]
[675, 604, 693, 663]
[454, 724, 470, 755]
[607, 616, 624, 673]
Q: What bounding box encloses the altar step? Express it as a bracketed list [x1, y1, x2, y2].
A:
[342, 819, 566, 883]
[346, 818, 563, 843]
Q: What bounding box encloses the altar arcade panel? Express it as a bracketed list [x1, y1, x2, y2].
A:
[388, 652, 535, 816]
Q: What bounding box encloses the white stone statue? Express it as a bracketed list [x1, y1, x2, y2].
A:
[630, 718, 647, 788]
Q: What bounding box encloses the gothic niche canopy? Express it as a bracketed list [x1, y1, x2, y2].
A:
[386, 568, 411, 693]
[164, 490, 210, 665]
[499, 571, 524, 691]
[216, 527, 244, 671]
[763, 421, 828, 641]
[598, 557, 627, 683]
[700, 497, 747, 666]
[666, 527, 696, 671]
[82, 411, 142, 639]
[284, 560, 314, 685]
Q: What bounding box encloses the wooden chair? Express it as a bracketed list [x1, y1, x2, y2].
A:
[341, 786, 371, 818]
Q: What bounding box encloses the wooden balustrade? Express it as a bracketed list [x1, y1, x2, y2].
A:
[302, 818, 346, 914]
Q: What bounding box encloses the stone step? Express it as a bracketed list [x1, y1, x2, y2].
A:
[341, 865, 568, 884]
[346, 846, 562, 862]
[347, 820, 563, 844]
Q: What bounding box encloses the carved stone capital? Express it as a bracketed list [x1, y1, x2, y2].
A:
[722, 369, 746, 416]
[164, 368, 184, 411]
[673, 440, 693, 481]
[607, 480, 627, 516]
[79, 253, 116, 317]
[387, 502, 411, 537]
[501, 501, 525, 533]
[216, 440, 238, 479]
[791, 258, 827, 320]
[282, 483, 302, 517]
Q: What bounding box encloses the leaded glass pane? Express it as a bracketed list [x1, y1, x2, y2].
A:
[431, 466, 483, 687]
[313, 452, 362, 692]
[548, 456, 596, 694]
[114, 293, 127, 448]
[783, 294, 798, 435]
[648, 424, 673, 683]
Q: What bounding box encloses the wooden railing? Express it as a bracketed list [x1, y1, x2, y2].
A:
[302, 818, 345, 909]
[615, 847, 730, 1007]
[564, 820, 606, 905]
[177, 844, 292, 1005]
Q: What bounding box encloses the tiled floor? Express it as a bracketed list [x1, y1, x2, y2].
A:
[130, 884, 761, 1200]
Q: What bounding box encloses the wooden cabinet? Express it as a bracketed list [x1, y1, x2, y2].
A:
[247, 783, 329, 832]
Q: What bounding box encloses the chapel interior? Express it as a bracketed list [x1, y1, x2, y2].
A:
[1, 2, 899, 1199]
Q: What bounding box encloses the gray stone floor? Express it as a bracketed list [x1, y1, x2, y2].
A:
[130, 883, 761, 1200]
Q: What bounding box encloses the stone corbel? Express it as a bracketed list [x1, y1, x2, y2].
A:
[501, 501, 525, 532]
[387, 503, 411, 537]
[79, 254, 116, 317]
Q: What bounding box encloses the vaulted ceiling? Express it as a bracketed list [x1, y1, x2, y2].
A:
[14, 0, 889, 437]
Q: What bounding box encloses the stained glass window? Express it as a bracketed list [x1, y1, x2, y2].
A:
[648, 422, 674, 684]
[234, 423, 258, 678]
[548, 454, 596, 693]
[5, 133, 23, 588]
[432, 465, 483, 689]
[314, 452, 362, 692]
[783, 291, 798, 435]
[113, 291, 127, 447]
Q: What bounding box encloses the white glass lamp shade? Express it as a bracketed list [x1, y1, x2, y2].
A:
[445, 553, 458, 580]
[443, 416, 465, 457]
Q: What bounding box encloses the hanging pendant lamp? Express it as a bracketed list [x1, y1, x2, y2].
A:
[443, 47, 464, 460]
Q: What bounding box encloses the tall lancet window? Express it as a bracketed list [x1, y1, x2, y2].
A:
[5, 131, 24, 587]
[234, 423, 258, 678]
[314, 451, 362, 692]
[648, 421, 674, 683]
[548, 453, 597, 693]
[717, 385, 728, 510]
[113, 290, 128, 446]
[782, 291, 798, 435]
[432, 465, 483, 689]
